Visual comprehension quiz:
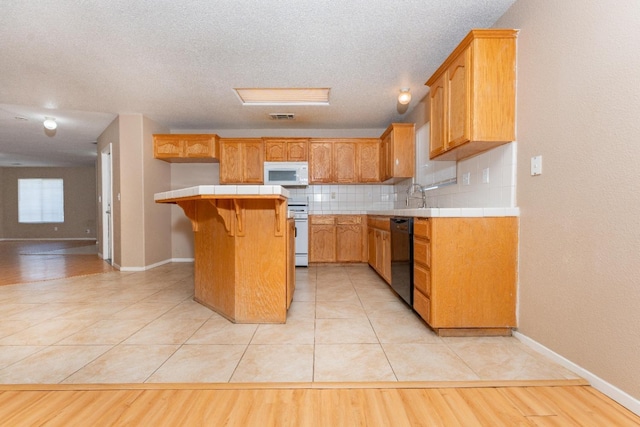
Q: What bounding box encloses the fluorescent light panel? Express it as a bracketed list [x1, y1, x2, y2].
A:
[234, 88, 330, 105]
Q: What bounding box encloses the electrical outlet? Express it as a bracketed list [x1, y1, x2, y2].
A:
[482, 168, 490, 184]
[54, 226, 58, 231]
[462, 172, 471, 185]
[331, 192, 336, 199]
[86, 229, 90, 234]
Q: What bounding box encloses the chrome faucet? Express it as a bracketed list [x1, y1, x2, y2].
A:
[406, 183, 427, 208]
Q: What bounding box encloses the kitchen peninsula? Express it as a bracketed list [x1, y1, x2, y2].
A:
[154, 185, 295, 323]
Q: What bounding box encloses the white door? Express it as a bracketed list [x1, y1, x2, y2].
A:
[100, 144, 113, 264]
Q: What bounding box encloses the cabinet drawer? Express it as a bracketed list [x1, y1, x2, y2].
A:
[413, 289, 431, 322]
[413, 263, 431, 297]
[414, 218, 431, 239]
[375, 218, 390, 231]
[310, 215, 335, 225]
[413, 238, 431, 268]
[336, 215, 361, 225]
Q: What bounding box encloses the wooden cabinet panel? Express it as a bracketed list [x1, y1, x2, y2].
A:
[334, 142, 358, 183]
[264, 139, 309, 161]
[379, 124, 415, 180]
[413, 216, 518, 336]
[359, 139, 380, 182]
[154, 134, 219, 163]
[367, 216, 391, 284]
[265, 141, 286, 161]
[287, 218, 296, 309]
[426, 29, 517, 161]
[310, 215, 365, 263]
[243, 141, 264, 183]
[220, 139, 264, 184]
[309, 142, 333, 183]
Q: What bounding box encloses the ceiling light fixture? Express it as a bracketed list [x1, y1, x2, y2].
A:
[398, 88, 412, 105]
[43, 117, 57, 130]
[234, 88, 330, 105]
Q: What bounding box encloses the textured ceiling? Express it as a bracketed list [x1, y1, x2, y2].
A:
[0, 0, 516, 167]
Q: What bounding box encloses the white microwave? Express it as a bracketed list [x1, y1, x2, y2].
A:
[263, 162, 309, 186]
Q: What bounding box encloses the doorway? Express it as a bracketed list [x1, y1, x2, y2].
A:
[100, 144, 113, 264]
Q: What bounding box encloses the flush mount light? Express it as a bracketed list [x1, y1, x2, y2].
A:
[234, 88, 330, 105]
[398, 88, 412, 105]
[43, 117, 57, 130]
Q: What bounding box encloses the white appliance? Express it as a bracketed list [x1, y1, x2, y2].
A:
[288, 197, 309, 267]
[264, 162, 309, 187]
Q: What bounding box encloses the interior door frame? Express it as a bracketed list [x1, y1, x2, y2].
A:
[100, 143, 113, 263]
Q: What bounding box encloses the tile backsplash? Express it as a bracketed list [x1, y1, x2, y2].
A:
[394, 141, 517, 209]
[287, 185, 395, 214]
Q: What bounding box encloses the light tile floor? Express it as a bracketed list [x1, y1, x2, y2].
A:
[0, 263, 581, 384]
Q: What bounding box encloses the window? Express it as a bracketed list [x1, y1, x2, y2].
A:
[18, 179, 64, 223]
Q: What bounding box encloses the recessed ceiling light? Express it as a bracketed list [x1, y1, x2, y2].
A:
[234, 88, 330, 105]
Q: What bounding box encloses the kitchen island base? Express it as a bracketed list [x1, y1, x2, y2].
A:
[155, 186, 295, 324]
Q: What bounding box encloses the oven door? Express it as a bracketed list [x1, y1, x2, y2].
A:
[294, 215, 309, 267]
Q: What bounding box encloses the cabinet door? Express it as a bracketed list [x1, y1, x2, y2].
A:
[447, 46, 471, 149]
[382, 133, 393, 181]
[367, 227, 377, 267]
[380, 230, 391, 283]
[182, 135, 216, 159]
[242, 141, 264, 183]
[309, 224, 336, 262]
[333, 142, 358, 183]
[265, 141, 286, 161]
[358, 140, 380, 182]
[219, 140, 243, 183]
[429, 74, 447, 158]
[286, 219, 296, 309]
[287, 141, 308, 161]
[336, 222, 362, 262]
[154, 135, 183, 159]
[309, 142, 333, 183]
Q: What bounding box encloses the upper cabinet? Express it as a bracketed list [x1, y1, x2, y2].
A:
[153, 134, 219, 162]
[426, 29, 517, 161]
[219, 138, 264, 184]
[380, 123, 415, 181]
[309, 139, 381, 184]
[264, 138, 309, 162]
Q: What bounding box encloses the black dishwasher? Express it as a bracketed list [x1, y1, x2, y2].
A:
[390, 217, 413, 306]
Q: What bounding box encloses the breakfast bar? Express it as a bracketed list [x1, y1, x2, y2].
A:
[154, 185, 295, 323]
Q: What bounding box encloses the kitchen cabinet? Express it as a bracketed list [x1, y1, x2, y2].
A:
[379, 123, 415, 181]
[309, 215, 366, 263]
[219, 139, 264, 184]
[426, 29, 517, 161]
[153, 134, 220, 162]
[309, 139, 381, 184]
[264, 138, 309, 162]
[287, 218, 296, 309]
[413, 217, 518, 336]
[367, 216, 391, 284]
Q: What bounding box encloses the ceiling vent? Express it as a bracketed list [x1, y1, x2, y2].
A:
[269, 113, 296, 120]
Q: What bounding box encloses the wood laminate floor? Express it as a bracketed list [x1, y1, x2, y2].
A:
[1, 381, 639, 426]
[0, 240, 113, 287]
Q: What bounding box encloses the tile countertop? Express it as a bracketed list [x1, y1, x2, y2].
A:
[154, 185, 291, 201]
[367, 207, 520, 217]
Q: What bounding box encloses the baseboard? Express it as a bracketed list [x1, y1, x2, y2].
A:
[513, 331, 640, 416]
[0, 238, 96, 241]
[117, 258, 194, 272]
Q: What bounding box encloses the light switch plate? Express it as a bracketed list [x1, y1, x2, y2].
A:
[462, 172, 471, 185]
[482, 168, 490, 183]
[531, 155, 542, 176]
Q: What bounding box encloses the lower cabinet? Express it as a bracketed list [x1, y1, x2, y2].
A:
[286, 218, 296, 309]
[413, 217, 518, 336]
[309, 215, 366, 263]
[367, 216, 391, 283]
